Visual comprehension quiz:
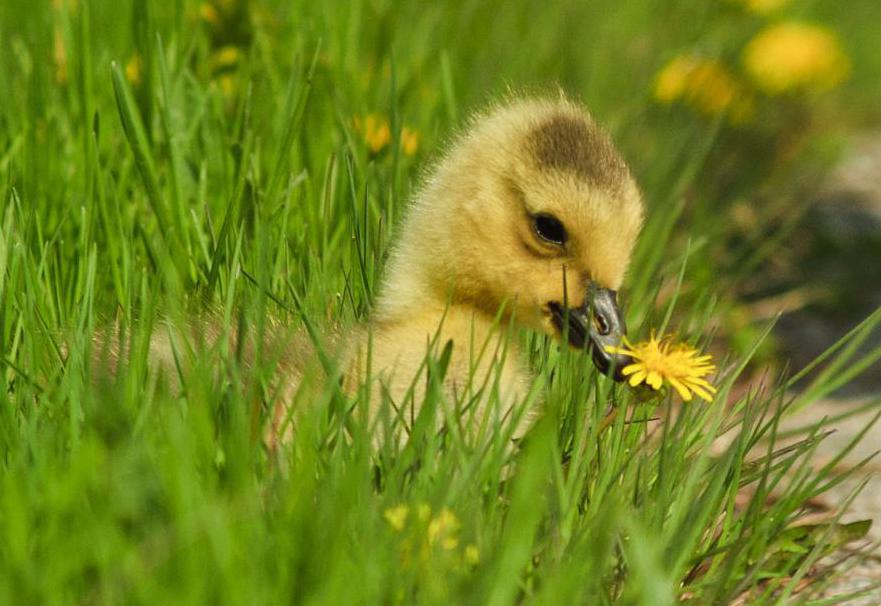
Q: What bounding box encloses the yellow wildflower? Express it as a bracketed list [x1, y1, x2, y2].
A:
[400, 127, 420, 156]
[125, 55, 142, 85]
[743, 23, 850, 95]
[427, 508, 460, 551]
[654, 55, 754, 122]
[213, 46, 241, 70]
[353, 116, 420, 155]
[353, 114, 392, 154]
[199, 2, 220, 25]
[606, 333, 718, 402]
[384, 505, 409, 532]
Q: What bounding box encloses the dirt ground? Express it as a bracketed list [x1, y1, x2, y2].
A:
[783, 397, 881, 604]
[768, 134, 881, 604]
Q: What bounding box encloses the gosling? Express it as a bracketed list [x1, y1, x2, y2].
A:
[111, 95, 645, 446]
[294, 95, 644, 443]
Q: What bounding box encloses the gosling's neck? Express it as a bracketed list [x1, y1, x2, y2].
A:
[357, 276, 532, 436]
[372, 254, 504, 345]
[344, 243, 533, 436]
[367, 264, 527, 388]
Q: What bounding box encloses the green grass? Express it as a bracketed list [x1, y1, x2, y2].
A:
[2, 0, 881, 603]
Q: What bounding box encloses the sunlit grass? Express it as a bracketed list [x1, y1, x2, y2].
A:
[1, 0, 880, 603]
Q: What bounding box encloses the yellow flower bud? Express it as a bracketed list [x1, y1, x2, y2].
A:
[743, 23, 850, 95]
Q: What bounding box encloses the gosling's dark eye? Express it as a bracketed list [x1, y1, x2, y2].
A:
[533, 214, 568, 246]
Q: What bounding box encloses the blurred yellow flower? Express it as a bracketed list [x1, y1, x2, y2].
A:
[606, 333, 717, 402]
[743, 23, 850, 95]
[386, 504, 476, 572]
[427, 508, 460, 551]
[384, 505, 409, 531]
[400, 127, 420, 156]
[353, 116, 421, 155]
[654, 55, 754, 122]
[213, 45, 242, 69]
[199, 2, 220, 25]
[125, 55, 142, 85]
[353, 114, 392, 154]
[204, 46, 243, 97]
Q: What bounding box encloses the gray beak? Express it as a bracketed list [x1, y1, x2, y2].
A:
[548, 285, 632, 381]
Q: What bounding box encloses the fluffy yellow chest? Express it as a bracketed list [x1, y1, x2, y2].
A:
[345, 308, 535, 439]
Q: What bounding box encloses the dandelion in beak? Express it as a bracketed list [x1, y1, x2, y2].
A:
[606, 333, 718, 402]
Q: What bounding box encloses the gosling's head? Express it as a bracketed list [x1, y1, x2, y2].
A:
[380, 96, 644, 378]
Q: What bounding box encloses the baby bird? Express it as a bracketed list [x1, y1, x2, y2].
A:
[332, 96, 645, 441]
[106, 95, 644, 446]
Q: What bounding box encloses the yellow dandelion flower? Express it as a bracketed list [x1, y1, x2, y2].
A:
[654, 55, 696, 103]
[743, 22, 850, 95]
[213, 45, 241, 69]
[464, 544, 480, 565]
[125, 54, 142, 85]
[199, 2, 220, 25]
[427, 508, 460, 550]
[353, 115, 387, 153]
[400, 127, 420, 156]
[606, 333, 718, 402]
[384, 505, 409, 532]
[654, 55, 754, 121]
[356, 114, 391, 154]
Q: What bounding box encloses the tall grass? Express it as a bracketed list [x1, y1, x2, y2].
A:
[1, 0, 880, 603]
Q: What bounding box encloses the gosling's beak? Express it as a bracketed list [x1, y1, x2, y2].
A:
[549, 285, 632, 381]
